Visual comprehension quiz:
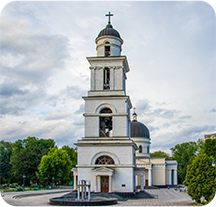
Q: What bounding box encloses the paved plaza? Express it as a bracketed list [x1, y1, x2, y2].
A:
[1, 188, 195, 206]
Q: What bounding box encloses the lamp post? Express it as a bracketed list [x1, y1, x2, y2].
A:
[52, 176, 54, 187]
[39, 171, 42, 189]
[212, 158, 216, 167]
[22, 174, 26, 189]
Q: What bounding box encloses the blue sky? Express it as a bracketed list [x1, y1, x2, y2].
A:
[0, 1, 216, 153]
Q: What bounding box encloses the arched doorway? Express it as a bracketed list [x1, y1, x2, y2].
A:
[94, 155, 115, 193]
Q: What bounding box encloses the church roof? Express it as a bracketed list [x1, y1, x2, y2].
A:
[131, 120, 150, 138]
[97, 23, 122, 39]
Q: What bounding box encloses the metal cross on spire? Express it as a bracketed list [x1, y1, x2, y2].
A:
[105, 11, 113, 24]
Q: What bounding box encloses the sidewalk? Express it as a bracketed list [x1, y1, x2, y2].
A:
[2, 188, 71, 198]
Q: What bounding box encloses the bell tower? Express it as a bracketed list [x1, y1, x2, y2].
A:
[84, 12, 132, 138]
[76, 13, 137, 193]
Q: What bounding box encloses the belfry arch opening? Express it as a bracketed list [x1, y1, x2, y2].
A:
[139, 145, 142, 153]
[103, 67, 110, 90]
[99, 107, 112, 137]
[104, 41, 110, 57]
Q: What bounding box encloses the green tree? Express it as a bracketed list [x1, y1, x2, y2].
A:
[61, 145, 77, 167]
[170, 141, 199, 184]
[0, 141, 13, 183]
[38, 147, 72, 186]
[9, 137, 55, 185]
[61, 145, 77, 183]
[184, 153, 216, 203]
[202, 138, 216, 157]
[150, 150, 172, 160]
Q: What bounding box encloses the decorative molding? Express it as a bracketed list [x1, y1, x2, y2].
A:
[153, 164, 166, 168]
[136, 164, 152, 168]
[95, 103, 117, 114]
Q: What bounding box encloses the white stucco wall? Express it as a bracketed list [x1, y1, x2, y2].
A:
[77, 143, 135, 192]
[84, 97, 131, 137]
[96, 36, 122, 57]
[113, 168, 134, 192]
[152, 166, 166, 185]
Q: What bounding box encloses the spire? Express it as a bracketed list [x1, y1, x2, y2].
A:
[132, 107, 137, 121]
[105, 11, 113, 24]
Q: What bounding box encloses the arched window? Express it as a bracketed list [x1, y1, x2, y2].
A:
[103, 67, 110, 90]
[95, 156, 115, 164]
[104, 42, 110, 57]
[100, 107, 112, 137]
[139, 145, 142, 153]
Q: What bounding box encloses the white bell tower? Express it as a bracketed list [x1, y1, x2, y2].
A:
[76, 12, 138, 193]
[85, 12, 132, 138]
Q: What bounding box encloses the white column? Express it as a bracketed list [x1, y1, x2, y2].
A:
[141, 174, 144, 190]
[96, 68, 103, 90]
[174, 169, 178, 185]
[95, 176, 98, 192]
[169, 169, 172, 185]
[90, 68, 95, 90]
[135, 175, 138, 187]
[77, 180, 81, 200]
[143, 170, 145, 188]
[109, 175, 112, 192]
[148, 169, 152, 186]
[73, 175, 77, 190]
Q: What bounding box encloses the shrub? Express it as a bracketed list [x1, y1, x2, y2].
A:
[12, 183, 19, 187]
[31, 184, 38, 187]
[204, 198, 216, 207]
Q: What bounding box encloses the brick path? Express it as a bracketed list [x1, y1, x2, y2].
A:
[1, 188, 195, 206]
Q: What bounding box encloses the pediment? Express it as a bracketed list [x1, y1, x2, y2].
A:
[93, 167, 114, 172]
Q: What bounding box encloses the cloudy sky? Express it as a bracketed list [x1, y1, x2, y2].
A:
[0, 1, 215, 154]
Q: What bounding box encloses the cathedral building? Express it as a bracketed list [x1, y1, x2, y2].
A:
[73, 13, 177, 193]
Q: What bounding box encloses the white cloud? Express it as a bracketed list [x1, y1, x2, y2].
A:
[0, 1, 215, 151]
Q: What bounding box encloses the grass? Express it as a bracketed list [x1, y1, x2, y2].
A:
[2, 187, 47, 192]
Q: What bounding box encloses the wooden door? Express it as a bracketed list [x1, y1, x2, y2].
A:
[145, 179, 148, 186]
[101, 176, 109, 193]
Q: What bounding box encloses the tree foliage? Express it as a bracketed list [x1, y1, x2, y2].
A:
[9, 137, 55, 185]
[61, 145, 77, 167]
[0, 141, 13, 183]
[150, 150, 172, 160]
[61, 145, 77, 181]
[184, 153, 216, 203]
[202, 138, 216, 158]
[38, 147, 72, 185]
[170, 141, 199, 184]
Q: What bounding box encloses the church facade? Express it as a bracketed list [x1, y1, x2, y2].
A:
[73, 13, 177, 193]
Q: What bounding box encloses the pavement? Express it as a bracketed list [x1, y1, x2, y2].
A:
[0, 188, 199, 206]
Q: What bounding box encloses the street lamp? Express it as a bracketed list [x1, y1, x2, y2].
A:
[39, 171, 42, 189]
[22, 174, 26, 189]
[212, 158, 216, 167]
[52, 176, 54, 187]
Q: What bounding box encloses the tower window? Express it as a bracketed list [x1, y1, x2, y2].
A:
[103, 68, 110, 90]
[99, 107, 112, 137]
[139, 145, 142, 153]
[105, 46, 110, 57]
